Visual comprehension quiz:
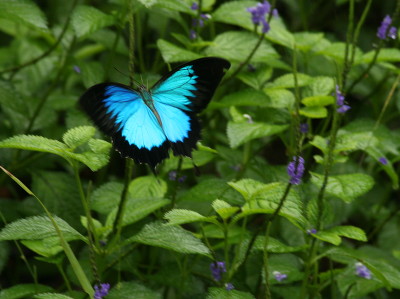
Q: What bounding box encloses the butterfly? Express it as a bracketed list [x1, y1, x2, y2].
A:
[79, 57, 230, 169]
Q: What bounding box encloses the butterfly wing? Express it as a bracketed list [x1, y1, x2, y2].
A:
[151, 57, 230, 157]
[79, 83, 170, 168]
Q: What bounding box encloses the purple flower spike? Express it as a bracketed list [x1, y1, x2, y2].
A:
[210, 261, 226, 281]
[355, 262, 372, 279]
[225, 283, 234, 290]
[246, 1, 276, 34]
[377, 15, 397, 40]
[300, 123, 309, 134]
[73, 65, 81, 73]
[379, 157, 388, 165]
[191, 2, 198, 10]
[273, 271, 287, 282]
[337, 104, 351, 114]
[307, 228, 317, 235]
[335, 85, 350, 113]
[94, 283, 110, 299]
[287, 156, 305, 185]
[189, 29, 197, 40]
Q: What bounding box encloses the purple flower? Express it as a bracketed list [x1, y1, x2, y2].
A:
[178, 175, 187, 183]
[335, 85, 350, 114]
[189, 29, 197, 40]
[273, 271, 287, 282]
[355, 262, 372, 279]
[191, 2, 198, 10]
[210, 261, 226, 281]
[225, 283, 234, 290]
[287, 156, 305, 185]
[377, 15, 397, 40]
[73, 65, 81, 73]
[246, 1, 276, 33]
[307, 228, 317, 235]
[169, 170, 177, 181]
[94, 283, 110, 299]
[300, 123, 309, 134]
[379, 157, 388, 165]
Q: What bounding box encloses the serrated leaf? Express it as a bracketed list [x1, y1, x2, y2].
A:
[213, 1, 256, 30]
[294, 32, 325, 51]
[237, 64, 273, 90]
[212, 199, 239, 219]
[157, 39, 201, 63]
[127, 222, 211, 256]
[34, 293, 75, 299]
[79, 61, 106, 88]
[304, 76, 335, 97]
[62, 126, 96, 149]
[0, 135, 69, 156]
[0, 284, 53, 299]
[312, 230, 342, 245]
[209, 89, 270, 110]
[206, 287, 255, 299]
[317, 42, 363, 64]
[107, 281, 161, 299]
[252, 236, 305, 253]
[327, 226, 367, 242]
[91, 182, 124, 214]
[164, 209, 216, 225]
[363, 48, 400, 63]
[302, 96, 334, 107]
[299, 106, 328, 118]
[268, 73, 312, 89]
[310, 172, 374, 202]
[263, 88, 295, 109]
[205, 31, 278, 63]
[0, 215, 85, 242]
[71, 5, 114, 38]
[128, 176, 167, 199]
[228, 179, 266, 201]
[227, 121, 288, 148]
[0, 0, 48, 30]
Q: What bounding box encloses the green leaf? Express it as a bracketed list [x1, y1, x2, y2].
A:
[310, 172, 374, 202]
[128, 176, 167, 199]
[268, 73, 312, 89]
[209, 89, 270, 110]
[302, 96, 334, 107]
[212, 199, 239, 219]
[303, 76, 335, 97]
[252, 236, 305, 253]
[0, 0, 48, 30]
[263, 88, 295, 109]
[213, 1, 255, 30]
[142, 0, 193, 14]
[107, 281, 161, 299]
[237, 64, 273, 90]
[0, 135, 69, 156]
[0, 215, 85, 242]
[164, 209, 216, 225]
[228, 179, 267, 201]
[206, 287, 255, 299]
[62, 126, 96, 149]
[317, 42, 363, 64]
[227, 121, 288, 148]
[363, 48, 400, 63]
[294, 32, 325, 51]
[328, 226, 367, 242]
[366, 147, 398, 189]
[299, 106, 328, 118]
[91, 182, 124, 214]
[79, 61, 106, 88]
[205, 31, 278, 63]
[157, 39, 201, 63]
[34, 294, 75, 299]
[0, 284, 53, 299]
[312, 230, 342, 245]
[127, 222, 211, 256]
[71, 5, 115, 38]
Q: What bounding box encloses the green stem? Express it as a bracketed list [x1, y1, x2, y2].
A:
[263, 222, 272, 299]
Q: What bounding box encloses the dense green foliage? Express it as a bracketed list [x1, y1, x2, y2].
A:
[0, 0, 400, 298]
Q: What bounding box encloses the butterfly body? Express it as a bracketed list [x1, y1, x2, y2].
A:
[80, 57, 230, 168]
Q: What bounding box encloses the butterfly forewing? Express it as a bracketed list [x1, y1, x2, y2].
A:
[79, 57, 230, 169]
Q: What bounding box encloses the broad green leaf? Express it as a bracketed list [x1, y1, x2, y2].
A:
[21, 239, 64, 257]
[268, 73, 312, 89]
[62, 126, 96, 149]
[239, 182, 305, 227]
[0, 215, 85, 242]
[212, 199, 239, 219]
[0, 0, 48, 30]
[265, 17, 295, 48]
[237, 64, 273, 90]
[34, 294, 75, 299]
[106, 198, 169, 229]
[312, 230, 342, 245]
[294, 32, 325, 51]
[157, 39, 201, 63]
[302, 96, 334, 107]
[252, 236, 305, 253]
[209, 89, 270, 110]
[213, 1, 256, 30]
[328, 226, 367, 242]
[0, 284, 53, 299]
[71, 5, 114, 38]
[205, 31, 278, 63]
[299, 106, 328, 118]
[79, 61, 106, 88]
[164, 209, 217, 225]
[304, 76, 335, 97]
[363, 48, 400, 63]
[0, 135, 68, 156]
[141, 0, 193, 14]
[263, 88, 295, 109]
[228, 179, 266, 201]
[310, 172, 374, 202]
[128, 176, 167, 199]
[317, 42, 363, 64]
[127, 222, 211, 256]
[91, 182, 124, 214]
[107, 281, 162, 299]
[227, 121, 288, 148]
[207, 287, 255, 299]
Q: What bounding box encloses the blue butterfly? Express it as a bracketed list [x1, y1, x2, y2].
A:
[80, 57, 230, 169]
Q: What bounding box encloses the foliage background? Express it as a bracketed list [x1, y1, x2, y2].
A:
[0, 0, 400, 298]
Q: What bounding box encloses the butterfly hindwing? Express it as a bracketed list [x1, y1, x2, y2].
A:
[79, 57, 230, 168]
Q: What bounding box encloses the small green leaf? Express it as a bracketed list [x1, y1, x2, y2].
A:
[91, 182, 124, 214]
[363, 48, 400, 63]
[263, 88, 295, 109]
[212, 199, 239, 219]
[227, 121, 288, 148]
[228, 179, 266, 201]
[302, 95, 334, 107]
[157, 39, 201, 63]
[304, 76, 335, 97]
[310, 172, 374, 202]
[268, 73, 312, 89]
[253, 236, 306, 253]
[127, 222, 211, 256]
[237, 64, 273, 90]
[79, 61, 106, 88]
[206, 287, 255, 299]
[312, 230, 342, 245]
[107, 281, 161, 299]
[0, 0, 48, 30]
[62, 126, 96, 149]
[34, 294, 75, 299]
[209, 89, 270, 110]
[128, 176, 167, 199]
[164, 209, 216, 225]
[294, 32, 325, 51]
[299, 106, 328, 118]
[72, 5, 114, 38]
[213, 1, 255, 30]
[327, 225, 367, 242]
[0, 135, 68, 156]
[0, 284, 53, 299]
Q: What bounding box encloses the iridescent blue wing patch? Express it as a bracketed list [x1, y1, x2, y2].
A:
[79, 57, 230, 168]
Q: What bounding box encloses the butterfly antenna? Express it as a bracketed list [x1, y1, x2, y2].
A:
[113, 67, 141, 88]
